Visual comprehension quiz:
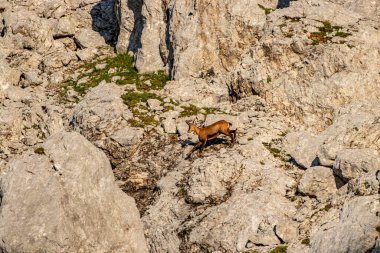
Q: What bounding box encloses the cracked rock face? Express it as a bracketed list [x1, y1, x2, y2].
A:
[1, 0, 380, 252]
[0, 131, 148, 253]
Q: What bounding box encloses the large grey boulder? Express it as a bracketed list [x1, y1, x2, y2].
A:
[333, 148, 380, 182]
[189, 191, 297, 252]
[0, 131, 148, 253]
[284, 131, 323, 169]
[298, 166, 337, 200]
[310, 196, 379, 253]
[71, 82, 143, 165]
[317, 101, 380, 167]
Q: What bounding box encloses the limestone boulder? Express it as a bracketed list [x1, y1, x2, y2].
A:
[310, 196, 379, 253]
[317, 101, 380, 167]
[70, 82, 142, 165]
[189, 191, 297, 252]
[0, 131, 148, 253]
[298, 166, 337, 200]
[333, 148, 380, 182]
[74, 28, 107, 49]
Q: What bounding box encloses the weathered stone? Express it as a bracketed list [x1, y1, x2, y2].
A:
[74, 28, 107, 49]
[333, 148, 380, 182]
[298, 166, 337, 199]
[71, 82, 137, 165]
[0, 131, 148, 253]
[310, 196, 379, 253]
[189, 191, 297, 251]
[284, 131, 323, 169]
[317, 101, 380, 167]
[95, 63, 107, 70]
[147, 98, 162, 110]
[161, 118, 177, 134]
[114, 0, 143, 53]
[134, 0, 165, 73]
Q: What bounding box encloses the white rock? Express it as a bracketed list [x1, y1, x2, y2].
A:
[298, 166, 337, 199]
[0, 131, 148, 253]
[95, 63, 107, 70]
[162, 118, 177, 134]
[311, 196, 379, 253]
[333, 148, 380, 182]
[74, 28, 107, 49]
[147, 98, 162, 110]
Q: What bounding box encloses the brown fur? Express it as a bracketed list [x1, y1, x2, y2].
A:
[185, 120, 236, 159]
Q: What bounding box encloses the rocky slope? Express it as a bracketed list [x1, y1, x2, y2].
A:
[0, 0, 379, 252]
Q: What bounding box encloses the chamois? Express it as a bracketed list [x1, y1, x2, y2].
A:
[185, 120, 236, 159]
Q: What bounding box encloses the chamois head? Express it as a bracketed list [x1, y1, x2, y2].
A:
[186, 120, 198, 134]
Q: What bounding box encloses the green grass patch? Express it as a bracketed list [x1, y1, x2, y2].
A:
[176, 187, 188, 199]
[335, 31, 352, 38]
[121, 93, 161, 128]
[121, 91, 162, 108]
[180, 104, 200, 117]
[309, 21, 352, 45]
[179, 104, 220, 118]
[61, 54, 169, 99]
[270, 245, 287, 253]
[263, 142, 282, 158]
[127, 113, 158, 128]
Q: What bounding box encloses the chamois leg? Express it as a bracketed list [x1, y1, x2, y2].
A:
[223, 130, 236, 147]
[197, 139, 208, 157]
[185, 141, 202, 160]
[229, 129, 237, 147]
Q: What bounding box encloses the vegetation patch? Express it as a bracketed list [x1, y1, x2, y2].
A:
[323, 203, 332, 211]
[309, 21, 352, 45]
[270, 245, 288, 253]
[34, 147, 45, 155]
[179, 104, 219, 118]
[263, 142, 282, 158]
[301, 238, 310, 246]
[60, 53, 169, 100]
[128, 108, 158, 128]
[121, 91, 162, 108]
[258, 4, 274, 15]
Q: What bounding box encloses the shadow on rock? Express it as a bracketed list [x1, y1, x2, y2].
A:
[277, 0, 291, 9]
[90, 0, 119, 47]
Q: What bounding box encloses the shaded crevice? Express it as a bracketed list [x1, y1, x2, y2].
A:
[0, 185, 3, 210]
[0, 19, 6, 37]
[277, 0, 290, 9]
[52, 34, 74, 40]
[273, 225, 285, 244]
[90, 0, 119, 47]
[164, 6, 175, 79]
[126, 0, 143, 53]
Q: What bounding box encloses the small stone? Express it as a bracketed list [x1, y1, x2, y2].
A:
[147, 99, 162, 110]
[176, 121, 189, 136]
[95, 63, 107, 70]
[111, 76, 121, 82]
[144, 80, 152, 87]
[77, 76, 90, 85]
[162, 118, 177, 134]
